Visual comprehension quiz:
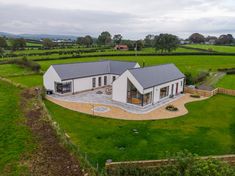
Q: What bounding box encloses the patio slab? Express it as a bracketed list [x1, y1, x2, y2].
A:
[47, 90, 208, 121]
[50, 88, 185, 114]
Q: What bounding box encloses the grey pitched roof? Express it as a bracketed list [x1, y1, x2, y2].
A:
[129, 64, 185, 89]
[52, 60, 137, 80]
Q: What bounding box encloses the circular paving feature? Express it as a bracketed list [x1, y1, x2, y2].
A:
[92, 106, 110, 113]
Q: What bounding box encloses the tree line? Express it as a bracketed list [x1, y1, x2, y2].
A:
[187, 33, 234, 45]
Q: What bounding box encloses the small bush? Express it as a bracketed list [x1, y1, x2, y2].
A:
[166, 105, 178, 111]
[190, 94, 201, 98]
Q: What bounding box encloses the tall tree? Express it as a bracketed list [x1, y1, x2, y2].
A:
[217, 34, 234, 45]
[76, 37, 84, 45]
[113, 34, 122, 45]
[42, 38, 54, 49]
[135, 40, 144, 51]
[144, 34, 155, 47]
[0, 37, 8, 48]
[98, 31, 112, 45]
[188, 33, 205, 43]
[83, 35, 93, 47]
[154, 34, 179, 53]
[10, 38, 26, 51]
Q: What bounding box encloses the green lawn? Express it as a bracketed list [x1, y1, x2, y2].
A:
[185, 44, 235, 53]
[0, 81, 35, 175]
[7, 74, 43, 87]
[37, 55, 235, 77]
[215, 75, 235, 89]
[0, 64, 33, 77]
[45, 94, 235, 169]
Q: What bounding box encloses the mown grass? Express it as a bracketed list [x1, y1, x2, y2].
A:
[185, 44, 235, 53]
[0, 64, 33, 77]
[215, 75, 235, 89]
[0, 81, 35, 175]
[45, 94, 235, 169]
[37, 55, 235, 76]
[7, 74, 43, 87]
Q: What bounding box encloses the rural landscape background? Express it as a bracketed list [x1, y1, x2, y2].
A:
[0, 0, 235, 175]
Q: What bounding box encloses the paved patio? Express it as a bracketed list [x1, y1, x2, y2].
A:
[50, 88, 185, 114]
[47, 89, 208, 121]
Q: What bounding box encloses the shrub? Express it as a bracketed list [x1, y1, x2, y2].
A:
[166, 105, 178, 111]
[190, 94, 201, 98]
[106, 150, 235, 176]
[193, 71, 209, 83]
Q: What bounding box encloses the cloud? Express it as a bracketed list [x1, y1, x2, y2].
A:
[0, 1, 235, 39]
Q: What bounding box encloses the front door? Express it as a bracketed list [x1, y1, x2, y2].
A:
[176, 83, 179, 94]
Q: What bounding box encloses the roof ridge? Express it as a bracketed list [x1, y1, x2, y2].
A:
[128, 63, 174, 71]
[52, 60, 137, 66]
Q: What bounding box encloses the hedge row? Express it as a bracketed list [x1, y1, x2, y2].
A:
[218, 68, 235, 74]
[4, 47, 111, 57]
[7, 57, 41, 72]
[31, 52, 235, 62]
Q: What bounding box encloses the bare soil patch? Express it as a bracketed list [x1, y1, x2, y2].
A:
[20, 88, 83, 176]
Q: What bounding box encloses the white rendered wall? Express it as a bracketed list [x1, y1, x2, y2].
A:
[153, 78, 184, 103]
[43, 66, 61, 91]
[73, 74, 119, 93]
[112, 70, 144, 103]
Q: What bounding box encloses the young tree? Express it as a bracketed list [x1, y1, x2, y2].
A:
[42, 38, 54, 49]
[189, 33, 205, 43]
[98, 31, 112, 45]
[113, 34, 122, 45]
[0, 37, 8, 48]
[154, 34, 179, 53]
[10, 38, 26, 51]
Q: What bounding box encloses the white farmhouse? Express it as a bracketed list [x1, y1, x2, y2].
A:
[43, 60, 185, 107]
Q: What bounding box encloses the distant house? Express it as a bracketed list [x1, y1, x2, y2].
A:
[114, 44, 129, 51]
[205, 39, 216, 45]
[43, 60, 185, 107]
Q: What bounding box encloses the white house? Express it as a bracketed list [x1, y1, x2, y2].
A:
[43, 60, 140, 94]
[43, 60, 185, 107]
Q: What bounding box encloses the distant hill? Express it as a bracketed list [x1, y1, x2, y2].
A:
[0, 32, 78, 41]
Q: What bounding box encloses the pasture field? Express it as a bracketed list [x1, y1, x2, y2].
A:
[45, 94, 235, 169]
[185, 44, 235, 53]
[37, 55, 235, 76]
[215, 75, 235, 90]
[0, 80, 35, 175]
[7, 74, 43, 87]
[0, 64, 33, 77]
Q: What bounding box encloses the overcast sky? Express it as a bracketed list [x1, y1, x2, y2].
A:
[0, 0, 235, 39]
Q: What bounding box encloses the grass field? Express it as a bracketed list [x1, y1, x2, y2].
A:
[0, 81, 35, 175]
[0, 64, 33, 77]
[185, 44, 235, 53]
[215, 75, 235, 89]
[7, 74, 43, 87]
[45, 94, 235, 169]
[37, 55, 235, 76]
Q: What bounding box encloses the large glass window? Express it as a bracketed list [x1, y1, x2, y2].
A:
[92, 78, 96, 88]
[55, 82, 71, 94]
[98, 77, 102, 86]
[127, 79, 152, 106]
[104, 76, 107, 86]
[143, 92, 152, 106]
[160, 86, 169, 99]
